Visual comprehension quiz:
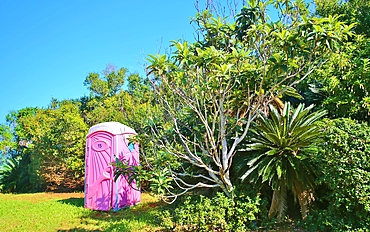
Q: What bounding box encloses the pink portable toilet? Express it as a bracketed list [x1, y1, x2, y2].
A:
[84, 122, 140, 211]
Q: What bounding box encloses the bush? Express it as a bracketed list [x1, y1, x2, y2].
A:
[156, 192, 267, 231]
[302, 118, 370, 231]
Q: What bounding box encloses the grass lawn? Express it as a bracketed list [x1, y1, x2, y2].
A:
[0, 192, 307, 232]
[0, 192, 163, 231]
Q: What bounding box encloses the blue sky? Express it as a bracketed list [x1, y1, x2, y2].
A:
[1, 0, 230, 124]
[0, 0, 293, 125]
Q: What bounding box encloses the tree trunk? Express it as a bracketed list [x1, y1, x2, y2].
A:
[268, 179, 287, 220]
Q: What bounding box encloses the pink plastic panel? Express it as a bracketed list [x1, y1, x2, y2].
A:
[85, 131, 114, 211]
[112, 134, 141, 209]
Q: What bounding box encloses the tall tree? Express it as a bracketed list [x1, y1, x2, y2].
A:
[83, 64, 127, 97]
[21, 100, 88, 191]
[82, 65, 155, 131]
[299, 0, 370, 121]
[0, 108, 39, 192]
[315, 0, 370, 37]
[143, 0, 353, 200]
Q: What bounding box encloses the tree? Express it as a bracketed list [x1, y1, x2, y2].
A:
[309, 38, 370, 121]
[143, 0, 353, 200]
[0, 125, 14, 163]
[315, 0, 370, 37]
[5, 107, 39, 144]
[82, 65, 155, 129]
[81, 92, 131, 126]
[21, 100, 88, 191]
[298, 0, 370, 122]
[303, 118, 370, 230]
[0, 108, 39, 192]
[239, 102, 326, 219]
[83, 64, 127, 97]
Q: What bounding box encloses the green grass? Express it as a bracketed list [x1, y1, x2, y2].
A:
[0, 192, 163, 231]
[0, 192, 306, 232]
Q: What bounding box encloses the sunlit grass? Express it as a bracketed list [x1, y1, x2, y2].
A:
[0, 192, 163, 231]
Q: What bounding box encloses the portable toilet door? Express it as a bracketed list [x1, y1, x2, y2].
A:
[112, 132, 140, 209]
[84, 122, 139, 211]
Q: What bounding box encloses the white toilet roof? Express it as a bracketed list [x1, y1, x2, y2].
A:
[87, 122, 136, 136]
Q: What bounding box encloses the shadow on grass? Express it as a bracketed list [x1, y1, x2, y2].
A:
[57, 197, 85, 208]
[57, 201, 165, 232]
[58, 229, 104, 232]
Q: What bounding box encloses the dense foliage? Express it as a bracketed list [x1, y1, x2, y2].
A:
[298, 0, 370, 122]
[301, 118, 370, 231]
[157, 192, 267, 231]
[0, 156, 30, 193]
[21, 101, 88, 191]
[145, 0, 352, 202]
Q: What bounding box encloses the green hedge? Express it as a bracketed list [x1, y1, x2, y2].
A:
[156, 192, 267, 231]
[303, 118, 370, 231]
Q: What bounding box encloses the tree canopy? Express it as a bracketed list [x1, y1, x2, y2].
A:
[143, 0, 353, 201]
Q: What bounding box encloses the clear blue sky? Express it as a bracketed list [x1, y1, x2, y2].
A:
[0, 0, 286, 125]
[1, 0, 231, 124]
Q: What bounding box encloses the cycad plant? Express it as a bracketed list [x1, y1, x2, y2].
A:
[0, 155, 31, 193]
[240, 102, 326, 220]
[0, 157, 20, 192]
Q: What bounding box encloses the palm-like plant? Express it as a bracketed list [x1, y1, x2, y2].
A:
[0, 155, 31, 193]
[240, 102, 326, 219]
[0, 157, 20, 192]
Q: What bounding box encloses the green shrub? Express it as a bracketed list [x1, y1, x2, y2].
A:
[156, 192, 266, 231]
[302, 118, 370, 231]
